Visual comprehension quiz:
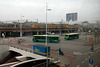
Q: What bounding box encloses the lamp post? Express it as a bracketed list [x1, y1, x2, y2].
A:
[20, 23, 22, 37]
[20, 13, 24, 37]
[46, 3, 51, 67]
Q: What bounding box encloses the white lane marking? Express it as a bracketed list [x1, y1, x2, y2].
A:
[73, 52, 81, 55]
[73, 47, 100, 56]
[94, 47, 100, 50]
[85, 58, 88, 60]
[75, 51, 94, 55]
[82, 61, 84, 64]
[96, 51, 98, 52]
[95, 65, 98, 67]
[77, 65, 80, 67]
[90, 52, 93, 53]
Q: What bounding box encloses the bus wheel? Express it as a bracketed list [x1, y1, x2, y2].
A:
[36, 40, 38, 42]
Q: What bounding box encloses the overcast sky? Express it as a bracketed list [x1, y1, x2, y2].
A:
[0, 0, 100, 23]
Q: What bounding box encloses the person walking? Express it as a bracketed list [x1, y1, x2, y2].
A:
[2, 33, 5, 38]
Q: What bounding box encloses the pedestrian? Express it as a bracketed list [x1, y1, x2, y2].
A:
[59, 48, 64, 55]
[18, 39, 20, 44]
[2, 33, 5, 38]
[85, 36, 87, 39]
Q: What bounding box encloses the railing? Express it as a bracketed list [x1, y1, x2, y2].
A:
[33, 62, 47, 67]
[0, 62, 19, 67]
[8, 45, 33, 53]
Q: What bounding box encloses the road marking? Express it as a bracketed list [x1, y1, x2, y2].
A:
[77, 65, 80, 67]
[82, 61, 84, 64]
[95, 65, 98, 67]
[85, 52, 89, 54]
[64, 54, 76, 57]
[96, 51, 98, 53]
[73, 51, 96, 56]
[85, 58, 88, 60]
[94, 47, 100, 51]
[90, 52, 92, 53]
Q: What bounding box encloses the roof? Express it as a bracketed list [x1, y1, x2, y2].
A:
[65, 33, 79, 35]
[33, 35, 60, 37]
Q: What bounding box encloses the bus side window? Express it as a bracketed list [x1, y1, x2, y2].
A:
[53, 37, 58, 40]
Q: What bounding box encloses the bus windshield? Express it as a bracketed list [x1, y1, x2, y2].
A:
[64, 33, 79, 40]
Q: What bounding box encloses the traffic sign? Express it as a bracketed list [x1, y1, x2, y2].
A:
[89, 59, 93, 64]
[89, 38, 93, 43]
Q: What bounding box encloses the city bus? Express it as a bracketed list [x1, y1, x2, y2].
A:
[33, 35, 60, 43]
[64, 33, 79, 40]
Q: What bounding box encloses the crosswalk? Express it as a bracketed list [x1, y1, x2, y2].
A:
[9, 38, 18, 45]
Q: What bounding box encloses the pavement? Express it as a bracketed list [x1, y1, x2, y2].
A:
[0, 36, 71, 66]
[0, 32, 100, 67]
[0, 45, 10, 62]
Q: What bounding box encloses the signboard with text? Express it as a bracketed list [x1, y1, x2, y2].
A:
[89, 59, 93, 64]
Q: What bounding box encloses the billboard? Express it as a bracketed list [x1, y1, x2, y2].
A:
[66, 13, 78, 22]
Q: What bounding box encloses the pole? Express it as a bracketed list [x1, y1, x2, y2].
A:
[20, 13, 23, 37]
[89, 38, 94, 67]
[45, 3, 52, 67]
[46, 3, 48, 67]
[20, 23, 22, 37]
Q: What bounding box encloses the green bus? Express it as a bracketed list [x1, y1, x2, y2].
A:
[64, 33, 79, 40]
[33, 35, 60, 43]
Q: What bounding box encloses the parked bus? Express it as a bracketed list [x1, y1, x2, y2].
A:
[33, 35, 60, 43]
[64, 33, 79, 40]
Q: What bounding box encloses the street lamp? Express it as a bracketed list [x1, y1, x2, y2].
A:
[46, 3, 51, 67]
[20, 13, 24, 37]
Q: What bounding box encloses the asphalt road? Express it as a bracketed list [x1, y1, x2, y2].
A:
[0, 32, 100, 67]
[20, 33, 100, 67]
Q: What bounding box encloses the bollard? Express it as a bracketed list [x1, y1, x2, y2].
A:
[91, 45, 94, 52]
